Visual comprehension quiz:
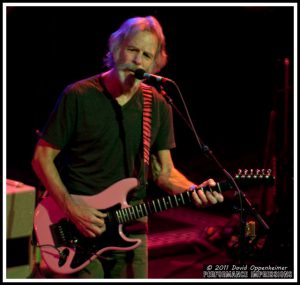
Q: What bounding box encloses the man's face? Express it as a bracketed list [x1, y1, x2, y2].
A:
[114, 30, 158, 81]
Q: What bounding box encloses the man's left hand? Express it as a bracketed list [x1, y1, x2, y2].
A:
[191, 179, 224, 207]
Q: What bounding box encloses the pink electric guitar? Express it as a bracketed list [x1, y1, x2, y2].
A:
[33, 169, 274, 275]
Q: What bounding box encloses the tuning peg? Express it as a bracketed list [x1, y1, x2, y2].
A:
[235, 169, 242, 179]
[250, 169, 257, 179]
[248, 169, 254, 178]
[234, 167, 275, 186]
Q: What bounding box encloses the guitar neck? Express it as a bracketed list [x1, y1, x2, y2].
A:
[112, 180, 232, 225]
[111, 168, 275, 225]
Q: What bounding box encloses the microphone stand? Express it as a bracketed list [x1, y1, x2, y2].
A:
[158, 83, 270, 265]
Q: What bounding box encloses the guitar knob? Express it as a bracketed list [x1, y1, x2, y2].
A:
[256, 169, 261, 176]
[70, 238, 79, 245]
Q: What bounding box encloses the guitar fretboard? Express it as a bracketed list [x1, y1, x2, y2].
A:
[111, 169, 274, 225]
[113, 181, 228, 224]
[116, 192, 190, 224]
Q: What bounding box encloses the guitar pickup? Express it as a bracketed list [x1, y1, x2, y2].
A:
[50, 218, 79, 247]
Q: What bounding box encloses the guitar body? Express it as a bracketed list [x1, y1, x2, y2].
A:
[33, 178, 141, 275]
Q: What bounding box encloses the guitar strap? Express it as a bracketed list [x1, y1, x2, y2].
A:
[141, 83, 153, 185]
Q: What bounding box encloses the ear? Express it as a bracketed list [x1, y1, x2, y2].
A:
[111, 47, 121, 66]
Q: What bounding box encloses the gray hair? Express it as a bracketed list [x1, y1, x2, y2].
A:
[104, 16, 168, 73]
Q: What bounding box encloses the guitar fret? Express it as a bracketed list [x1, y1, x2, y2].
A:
[185, 191, 191, 203]
[174, 195, 179, 207]
[131, 207, 137, 220]
[127, 208, 132, 221]
[136, 206, 141, 218]
[180, 193, 185, 205]
[217, 182, 222, 193]
[152, 200, 158, 213]
[162, 197, 167, 209]
[142, 203, 148, 216]
[127, 207, 135, 221]
[146, 201, 153, 215]
[128, 207, 133, 221]
[131, 206, 137, 219]
[157, 199, 163, 212]
[126, 207, 132, 222]
[123, 208, 130, 222]
[186, 191, 191, 202]
[116, 210, 123, 224]
[138, 204, 144, 218]
[120, 209, 126, 223]
[168, 196, 173, 208]
[123, 207, 130, 222]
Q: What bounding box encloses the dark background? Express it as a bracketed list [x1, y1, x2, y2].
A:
[5, 4, 295, 274]
[6, 5, 294, 184]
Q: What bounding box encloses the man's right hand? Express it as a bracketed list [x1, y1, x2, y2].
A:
[65, 199, 107, 238]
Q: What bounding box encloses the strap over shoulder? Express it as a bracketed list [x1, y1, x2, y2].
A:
[141, 83, 153, 167]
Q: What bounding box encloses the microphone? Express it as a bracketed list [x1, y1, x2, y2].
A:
[134, 68, 174, 84]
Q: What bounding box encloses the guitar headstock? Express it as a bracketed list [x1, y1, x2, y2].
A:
[234, 168, 275, 186]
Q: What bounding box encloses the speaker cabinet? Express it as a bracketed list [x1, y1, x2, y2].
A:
[6, 182, 36, 239]
[6, 181, 36, 278]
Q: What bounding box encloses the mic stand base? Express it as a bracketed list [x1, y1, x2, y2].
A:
[235, 191, 270, 265]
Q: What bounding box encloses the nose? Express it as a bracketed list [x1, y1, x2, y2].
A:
[133, 52, 142, 65]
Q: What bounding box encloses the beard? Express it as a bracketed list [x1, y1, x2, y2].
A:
[114, 62, 141, 92]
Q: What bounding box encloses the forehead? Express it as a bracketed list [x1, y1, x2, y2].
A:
[124, 30, 158, 54]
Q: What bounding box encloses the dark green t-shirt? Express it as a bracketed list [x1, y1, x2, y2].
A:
[42, 74, 175, 200]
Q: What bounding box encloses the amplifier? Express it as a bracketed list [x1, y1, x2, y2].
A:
[6, 180, 36, 278]
[6, 181, 36, 239]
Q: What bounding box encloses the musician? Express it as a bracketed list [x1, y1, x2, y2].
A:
[31, 15, 224, 278]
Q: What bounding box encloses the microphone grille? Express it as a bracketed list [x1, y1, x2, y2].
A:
[134, 68, 146, 80]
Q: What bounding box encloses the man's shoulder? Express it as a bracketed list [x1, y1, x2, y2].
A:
[64, 74, 103, 95]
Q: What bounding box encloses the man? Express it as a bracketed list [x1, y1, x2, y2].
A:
[31, 15, 224, 278]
